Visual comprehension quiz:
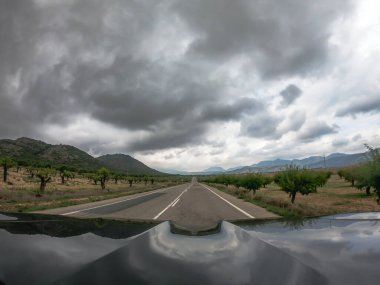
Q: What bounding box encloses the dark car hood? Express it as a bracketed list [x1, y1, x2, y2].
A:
[0, 212, 380, 284]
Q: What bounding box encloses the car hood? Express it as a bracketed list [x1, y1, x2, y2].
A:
[0, 212, 380, 284]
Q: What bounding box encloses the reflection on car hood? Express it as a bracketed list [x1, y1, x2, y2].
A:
[0, 212, 379, 285]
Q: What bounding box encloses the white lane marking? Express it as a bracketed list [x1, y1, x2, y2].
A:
[201, 184, 255, 219]
[171, 198, 180, 207]
[62, 185, 181, 216]
[153, 186, 189, 219]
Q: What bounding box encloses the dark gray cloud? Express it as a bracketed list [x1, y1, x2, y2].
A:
[298, 122, 339, 141]
[285, 112, 306, 132]
[127, 97, 260, 151]
[241, 110, 306, 139]
[335, 95, 380, 117]
[0, 0, 356, 154]
[352, 134, 362, 142]
[240, 114, 281, 139]
[199, 97, 262, 122]
[129, 123, 206, 152]
[332, 138, 349, 147]
[173, 0, 353, 78]
[280, 84, 302, 107]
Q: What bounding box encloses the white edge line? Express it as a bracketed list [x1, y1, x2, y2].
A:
[153, 187, 189, 219]
[201, 184, 255, 219]
[62, 185, 179, 216]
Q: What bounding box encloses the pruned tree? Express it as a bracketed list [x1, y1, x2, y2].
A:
[112, 173, 123, 184]
[0, 157, 15, 183]
[57, 166, 75, 185]
[127, 177, 134, 187]
[97, 167, 110, 191]
[26, 167, 36, 178]
[36, 168, 55, 193]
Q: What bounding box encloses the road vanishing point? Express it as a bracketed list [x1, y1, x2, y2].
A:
[38, 178, 278, 231]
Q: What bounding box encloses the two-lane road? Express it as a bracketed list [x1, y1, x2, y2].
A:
[39, 180, 278, 231]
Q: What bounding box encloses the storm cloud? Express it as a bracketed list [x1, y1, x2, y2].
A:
[280, 84, 302, 107]
[298, 122, 339, 142]
[336, 95, 380, 118]
[0, 0, 378, 170]
[173, 0, 353, 78]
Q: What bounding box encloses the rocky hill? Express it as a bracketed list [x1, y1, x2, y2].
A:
[0, 137, 101, 170]
[0, 137, 161, 174]
[96, 154, 161, 175]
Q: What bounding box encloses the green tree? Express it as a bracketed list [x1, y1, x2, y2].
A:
[58, 166, 67, 184]
[36, 168, 55, 193]
[274, 166, 320, 203]
[97, 167, 110, 191]
[127, 177, 134, 187]
[262, 176, 273, 188]
[0, 157, 15, 182]
[240, 174, 264, 195]
[365, 144, 380, 203]
[339, 167, 357, 186]
[354, 164, 372, 195]
[112, 172, 123, 184]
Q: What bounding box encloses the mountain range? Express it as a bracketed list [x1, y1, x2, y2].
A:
[0, 137, 376, 175]
[165, 150, 376, 175]
[210, 151, 373, 174]
[0, 137, 160, 174]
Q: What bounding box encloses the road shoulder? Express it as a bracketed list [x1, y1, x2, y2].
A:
[201, 183, 279, 219]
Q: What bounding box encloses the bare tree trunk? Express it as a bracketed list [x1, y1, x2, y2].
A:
[291, 193, 296, 203]
[40, 179, 47, 193]
[365, 186, 371, 196]
[3, 165, 7, 182]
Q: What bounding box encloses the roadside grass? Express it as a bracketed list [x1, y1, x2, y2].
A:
[0, 169, 185, 212]
[4, 185, 179, 213]
[207, 174, 380, 218]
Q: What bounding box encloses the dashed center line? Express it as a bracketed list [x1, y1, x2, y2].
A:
[153, 185, 190, 219]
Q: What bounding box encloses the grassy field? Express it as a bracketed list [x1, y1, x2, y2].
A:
[209, 174, 380, 218]
[0, 169, 186, 212]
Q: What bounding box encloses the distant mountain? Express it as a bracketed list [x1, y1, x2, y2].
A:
[254, 159, 290, 167]
[158, 168, 190, 175]
[0, 137, 101, 171]
[227, 149, 375, 174]
[308, 152, 369, 169]
[225, 166, 245, 172]
[96, 154, 161, 175]
[202, 166, 225, 173]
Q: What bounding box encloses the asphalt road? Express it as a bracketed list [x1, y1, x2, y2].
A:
[39, 179, 278, 231]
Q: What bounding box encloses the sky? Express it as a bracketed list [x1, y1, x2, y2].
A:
[0, 0, 379, 171]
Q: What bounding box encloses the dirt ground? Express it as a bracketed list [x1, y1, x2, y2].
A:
[216, 174, 380, 217]
[0, 169, 184, 212]
[1, 170, 379, 217]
